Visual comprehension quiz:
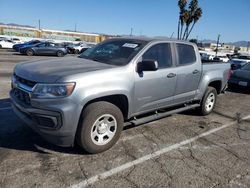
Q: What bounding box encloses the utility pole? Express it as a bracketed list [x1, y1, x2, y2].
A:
[74, 23, 77, 32]
[215, 34, 221, 57]
[38, 19, 41, 30]
[140, 30, 142, 36]
[247, 41, 250, 52]
[130, 28, 133, 36]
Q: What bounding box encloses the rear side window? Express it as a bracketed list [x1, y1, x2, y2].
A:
[142, 43, 172, 69]
[37, 43, 46, 47]
[176, 43, 196, 65]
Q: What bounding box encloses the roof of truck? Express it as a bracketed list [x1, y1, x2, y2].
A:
[109, 36, 194, 45]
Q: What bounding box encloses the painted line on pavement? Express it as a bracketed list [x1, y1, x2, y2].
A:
[70, 115, 250, 188]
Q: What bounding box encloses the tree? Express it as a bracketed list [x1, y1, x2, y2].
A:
[185, 7, 202, 39]
[177, 0, 187, 40]
[177, 0, 202, 40]
[189, 38, 198, 44]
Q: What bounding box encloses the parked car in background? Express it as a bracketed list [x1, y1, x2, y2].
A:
[214, 55, 229, 62]
[11, 38, 23, 44]
[0, 37, 7, 41]
[79, 43, 96, 53]
[229, 58, 250, 70]
[228, 63, 250, 89]
[19, 42, 67, 57]
[13, 40, 41, 51]
[74, 43, 91, 54]
[0, 39, 15, 48]
[61, 42, 74, 48]
[67, 42, 92, 54]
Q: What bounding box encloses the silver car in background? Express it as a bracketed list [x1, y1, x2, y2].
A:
[19, 42, 67, 57]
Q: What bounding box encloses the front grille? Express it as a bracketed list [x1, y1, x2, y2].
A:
[13, 88, 31, 105]
[14, 74, 37, 88]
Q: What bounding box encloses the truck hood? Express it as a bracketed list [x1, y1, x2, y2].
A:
[14, 56, 116, 82]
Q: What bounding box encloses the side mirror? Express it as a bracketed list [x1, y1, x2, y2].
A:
[137, 59, 158, 72]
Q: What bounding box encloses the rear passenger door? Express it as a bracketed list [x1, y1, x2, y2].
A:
[46, 43, 57, 55]
[35, 43, 47, 54]
[173, 43, 202, 104]
[134, 43, 177, 114]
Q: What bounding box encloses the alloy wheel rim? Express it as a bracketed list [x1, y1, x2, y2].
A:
[205, 93, 215, 112]
[90, 114, 117, 146]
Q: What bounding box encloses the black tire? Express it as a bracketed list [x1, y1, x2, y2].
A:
[198, 86, 217, 116]
[57, 51, 64, 57]
[0, 45, 2, 49]
[76, 101, 124, 154]
[26, 49, 34, 56]
[75, 49, 80, 54]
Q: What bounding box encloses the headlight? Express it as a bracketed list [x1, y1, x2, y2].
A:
[32, 83, 75, 98]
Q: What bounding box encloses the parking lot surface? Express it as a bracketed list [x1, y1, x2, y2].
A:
[0, 49, 250, 188]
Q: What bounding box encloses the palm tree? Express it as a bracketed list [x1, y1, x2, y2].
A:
[186, 7, 202, 39]
[182, 0, 198, 39]
[177, 0, 187, 39]
[180, 10, 189, 39]
[177, 0, 202, 40]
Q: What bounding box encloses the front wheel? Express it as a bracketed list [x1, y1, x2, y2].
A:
[76, 101, 124, 154]
[198, 87, 217, 115]
[57, 51, 64, 57]
[26, 49, 34, 56]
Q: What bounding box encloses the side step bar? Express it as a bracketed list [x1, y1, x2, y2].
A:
[128, 104, 200, 126]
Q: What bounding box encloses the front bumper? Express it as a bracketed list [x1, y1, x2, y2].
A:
[10, 90, 81, 147]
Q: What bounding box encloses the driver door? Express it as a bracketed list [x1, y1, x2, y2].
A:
[134, 43, 177, 114]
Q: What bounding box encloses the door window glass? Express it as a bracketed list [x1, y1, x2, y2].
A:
[176, 43, 196, 65]
[142, 43, 172, 69]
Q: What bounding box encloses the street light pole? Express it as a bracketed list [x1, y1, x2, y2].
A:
[130, 28, 133, 36]
[215, 34, 221, 57]
[38, 19, 41, 30]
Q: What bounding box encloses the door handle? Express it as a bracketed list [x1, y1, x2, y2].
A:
[167, 73, 176, 78]
[193, 69, 199, 74]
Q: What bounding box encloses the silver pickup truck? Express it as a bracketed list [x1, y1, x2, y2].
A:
[10, 37, 230, 153]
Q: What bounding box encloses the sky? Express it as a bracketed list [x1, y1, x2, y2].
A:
[0, 0, 250, 42]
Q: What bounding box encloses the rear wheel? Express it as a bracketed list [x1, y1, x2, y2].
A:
[76, 101, 124, 154]
[75, 49, 80, 54]
[198, 87, 217, 115]
[57, 51, 64, 57]
[0, 45, 2, 48]
[26, 49, 34, 56]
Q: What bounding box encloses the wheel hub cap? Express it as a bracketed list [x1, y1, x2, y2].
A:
[97, 123, 108, 134]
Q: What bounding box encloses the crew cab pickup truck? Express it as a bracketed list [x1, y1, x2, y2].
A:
[10, 37, 230, 153]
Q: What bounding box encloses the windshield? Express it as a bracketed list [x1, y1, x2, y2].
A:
[79, 39, 147, 66]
